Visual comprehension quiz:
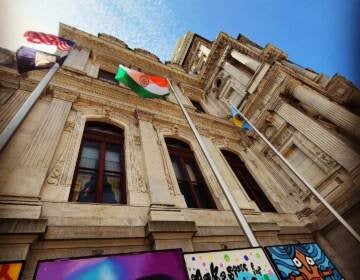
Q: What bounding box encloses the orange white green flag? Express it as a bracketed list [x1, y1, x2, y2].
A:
[115, 65, 169, 98]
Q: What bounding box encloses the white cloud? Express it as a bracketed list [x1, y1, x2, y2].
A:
[0, 0, 184, 60]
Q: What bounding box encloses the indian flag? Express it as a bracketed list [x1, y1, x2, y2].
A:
[115, 65, 169, 98]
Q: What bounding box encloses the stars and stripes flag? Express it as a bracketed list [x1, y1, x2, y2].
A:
[24, 31, 75, 51]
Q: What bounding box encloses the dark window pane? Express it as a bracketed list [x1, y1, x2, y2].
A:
[170, 154, 185, 180]
[98, 69, 117, 85]
[178, 181, 196, 208]
[194, 183, 213, 209]
[191, 100, 205, 113]
[165, 137, 216, 209]
[79, 140, 100, 169]
[165, 138, 191, 150]
[70, 122, 126, 204]
[105, 144, 121, 172]
[76, 170, 97, 203]
[86, 121, 123, 137]
[102, 173, 120, 204]
[221, 150, 276, 212]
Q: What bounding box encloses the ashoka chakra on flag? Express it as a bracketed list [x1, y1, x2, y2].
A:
[115, 65, 169, 99]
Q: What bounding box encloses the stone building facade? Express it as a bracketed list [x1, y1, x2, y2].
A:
[0, 24, 359, 279]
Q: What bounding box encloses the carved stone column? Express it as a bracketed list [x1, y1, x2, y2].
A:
[0, 90, 29, 132]
[136, 109, 174, 206]
[2, 98, 72, 197]
[286, 80, 360, 139]
[275, 102, 360, 173]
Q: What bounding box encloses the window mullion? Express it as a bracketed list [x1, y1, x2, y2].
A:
[96, 141, 106, 203]
[119, 142, 126, 204]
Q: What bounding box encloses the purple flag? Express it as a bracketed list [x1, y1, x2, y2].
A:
[16, 46, 66, 74]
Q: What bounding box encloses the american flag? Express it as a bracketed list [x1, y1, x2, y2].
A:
[24, 31, 75, 51]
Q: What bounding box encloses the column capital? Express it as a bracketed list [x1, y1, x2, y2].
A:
[135, 108, 154, 123]
[285, 79, 302, 95]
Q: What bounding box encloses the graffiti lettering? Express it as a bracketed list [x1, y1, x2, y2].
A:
[191, 262, 252, 280]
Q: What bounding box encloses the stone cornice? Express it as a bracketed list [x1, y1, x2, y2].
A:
[15, 67, 242, 141]
[59, 23, 201, 87]
[275, 62, 327, 95]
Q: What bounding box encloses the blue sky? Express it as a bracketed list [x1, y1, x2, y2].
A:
[1, 0, 359, 87]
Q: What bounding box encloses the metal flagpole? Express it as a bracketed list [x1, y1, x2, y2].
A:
[230, 102, 360, 243]
[168, 80, 259, 247]
[0, 63, 60, 151]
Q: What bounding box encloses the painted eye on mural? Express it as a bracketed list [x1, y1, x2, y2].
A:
[292, 257, 302, 268]
[306, 256, 315, 265]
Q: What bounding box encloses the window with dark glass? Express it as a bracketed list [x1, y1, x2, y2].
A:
[221, 150, 276, 212]
[165, 138, 216, 209]
[69, 121, 126, 204]
[190, 99, 205, 113]
[98, 69, 117, 85]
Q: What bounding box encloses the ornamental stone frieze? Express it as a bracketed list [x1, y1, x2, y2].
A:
[326, 74, 360, 106]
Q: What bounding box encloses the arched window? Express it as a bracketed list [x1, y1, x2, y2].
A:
[69, 121, 126, 204]
[221, 150, 276, 212]
[165, 138, 216, 209]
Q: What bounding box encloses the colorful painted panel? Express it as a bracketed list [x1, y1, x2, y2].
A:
[265, 243, 344, 280]
[34, 249, 189, 280]
[0, 261, 23, 280]
[184, 248, 279, 280]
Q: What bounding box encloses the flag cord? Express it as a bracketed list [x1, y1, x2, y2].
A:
[168, 80, 259, 247]
[230, 102, 360, 243]
[0, 63, 60, 151]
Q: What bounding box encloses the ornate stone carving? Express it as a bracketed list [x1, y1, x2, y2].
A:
[292, 132, 338, 172]
[296, 207, 314, 219]
[172, 125, 179, 135]
[135, 109, 154, 123]
[64, 121, 75, 132]
[262, 44, 287, 62]
[46, 151, 65, 185]
[274, 125, 295, 149]
[285, 78, 302, 94]
[125, 121, 147, 194]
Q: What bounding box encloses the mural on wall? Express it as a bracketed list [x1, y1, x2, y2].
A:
[265, 243, 344, 280]
[0, 261, 23, 280]
[184, 248, 279, 280]
[34, 249, 189, 280]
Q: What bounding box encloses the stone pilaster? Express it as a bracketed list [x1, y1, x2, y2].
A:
[276, 102, 360, 172]
[0, 90, 29, 132]
[136, 109, 174, 207]
[2, 98, 72, 197]
[286, 80, 360, 139]
[146, 220, 196, 252]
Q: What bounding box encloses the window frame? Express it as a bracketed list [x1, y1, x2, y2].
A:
[98, 69, 117, 85]
[166, 138, 216, 209]
[221, 149, 276, 212]
[69, 122, 126, 204]
[190, 99, 205, 114]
